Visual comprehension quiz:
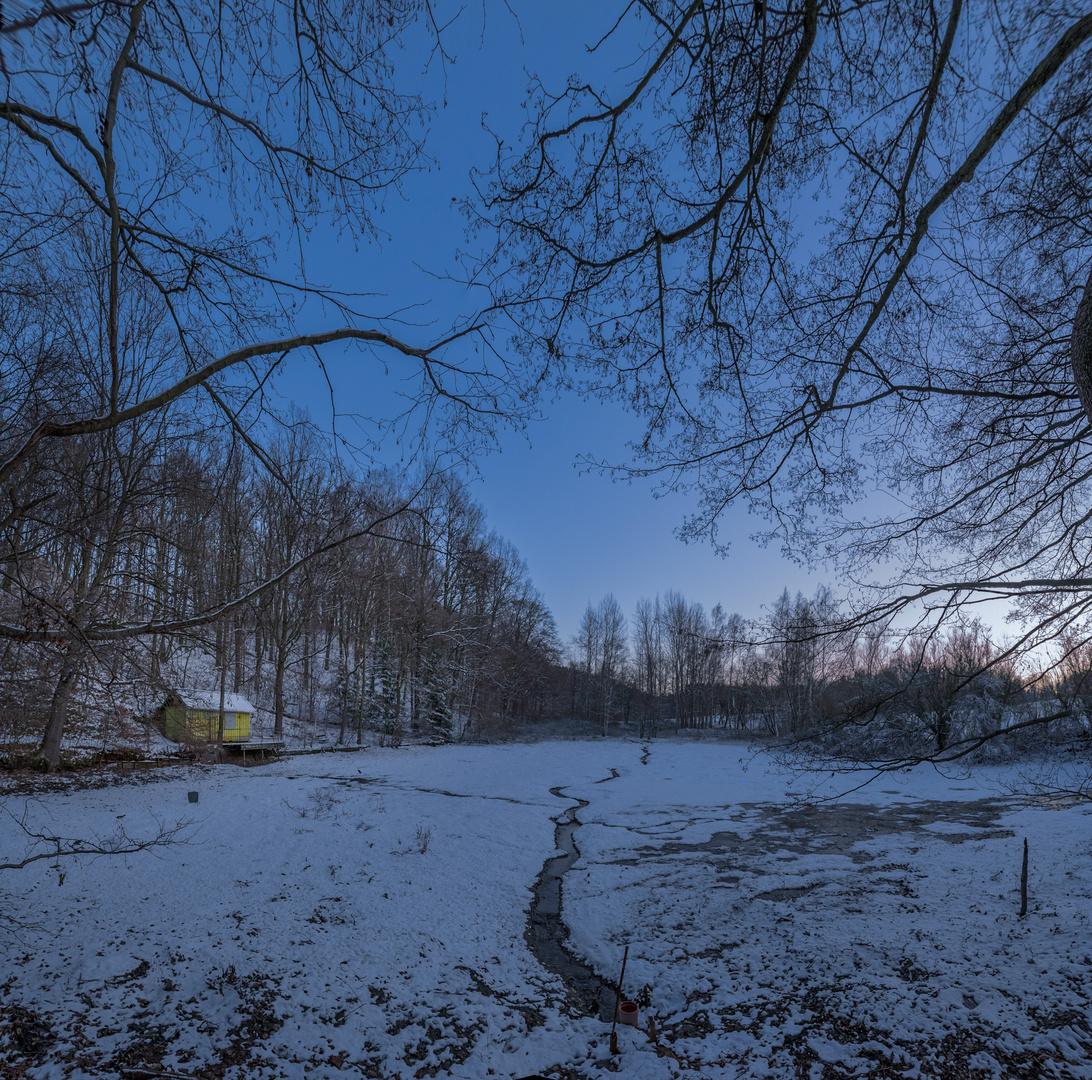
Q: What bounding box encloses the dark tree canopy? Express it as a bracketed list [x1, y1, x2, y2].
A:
[483, 0, 1092, 662]
[0, 0, 528, 642]
[0, 1, 534, 767]
[0, 0, 526, 491]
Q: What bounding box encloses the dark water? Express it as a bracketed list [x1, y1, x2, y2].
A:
[524, 785, 614, 1018]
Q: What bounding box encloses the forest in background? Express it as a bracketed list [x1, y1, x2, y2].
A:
[4, 347, 1091, 765]
[567, 589, 1092, 769]
[0, 420, 560, 761]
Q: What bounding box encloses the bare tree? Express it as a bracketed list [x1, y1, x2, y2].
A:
[597, 594, 627, 734]
[570, 594, 628, 731]
[633, 596, 664, 735]
[573, 600, 603, 727]
[253, 429, 335, 737]
[0, 2, 534, 766]
[481, 0, 1092, 757]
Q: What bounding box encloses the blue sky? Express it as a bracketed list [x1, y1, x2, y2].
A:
[277, 3, 821, 644]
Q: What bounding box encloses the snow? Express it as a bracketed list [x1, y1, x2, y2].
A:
[170, 691, 256, 714]
[1, 740, 1090, 1078]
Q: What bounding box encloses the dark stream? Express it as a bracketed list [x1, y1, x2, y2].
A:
[525, 786, 614, 1018]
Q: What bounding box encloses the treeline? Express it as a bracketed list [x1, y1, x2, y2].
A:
[571, 588, 843, 736]
[0, 421, 560, 762]
[569, 588, 1082, 757]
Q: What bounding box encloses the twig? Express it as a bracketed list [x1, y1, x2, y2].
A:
[609, 944, 629, 1055]
[1019, 837, 1029, 917]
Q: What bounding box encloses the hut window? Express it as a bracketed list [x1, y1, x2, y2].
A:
[225, 711, 236, 730]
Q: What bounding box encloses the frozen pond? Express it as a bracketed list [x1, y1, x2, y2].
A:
[1, 740, 1090, 1078]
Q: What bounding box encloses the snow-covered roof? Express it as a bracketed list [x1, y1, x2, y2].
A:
[173, 690, 255, 713]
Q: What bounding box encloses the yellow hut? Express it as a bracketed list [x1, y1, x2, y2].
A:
[161, 690, 254, 744]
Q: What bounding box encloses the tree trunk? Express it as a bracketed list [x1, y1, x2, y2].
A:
[1072, 266, 1092, 423]
[936, 709, 950, 752]
[274, 650, 286, 737]
[254, 624, 264, 695]
[39, 644, 83, 771]
[356, 659, 366, 745]
[217, 648, 228, 749]
[234, 622, 245, 693]
[302, 628, 311, 698]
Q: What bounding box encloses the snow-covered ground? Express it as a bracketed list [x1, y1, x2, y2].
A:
[1, 741, 1090, 1078]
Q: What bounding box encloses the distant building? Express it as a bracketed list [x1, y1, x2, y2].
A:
[160, 690, 254, 744]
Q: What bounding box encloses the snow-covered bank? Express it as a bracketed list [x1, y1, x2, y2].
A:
[1, 743, 1090, 1078]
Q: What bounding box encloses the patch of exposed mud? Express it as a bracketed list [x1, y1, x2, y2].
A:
[633, 798, 1015, 867]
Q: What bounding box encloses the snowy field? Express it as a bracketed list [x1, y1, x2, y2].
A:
[1, 741, 1090, 1079]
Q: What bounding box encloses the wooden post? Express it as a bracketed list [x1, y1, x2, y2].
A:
[609, 944, 629, 1055]
[1019, 837, 1028, 917]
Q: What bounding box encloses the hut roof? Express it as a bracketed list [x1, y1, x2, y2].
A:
[173, 689, 255, 713]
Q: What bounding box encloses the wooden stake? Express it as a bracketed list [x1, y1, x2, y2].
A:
[1019, 836, 1028, 917]
[609, 944, 629, 1055]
